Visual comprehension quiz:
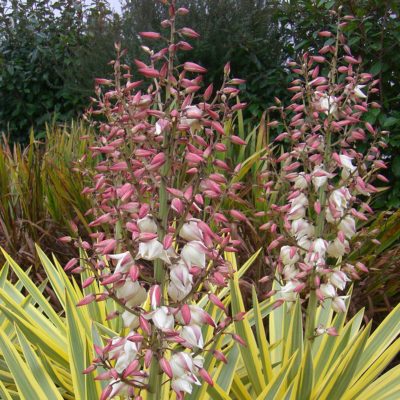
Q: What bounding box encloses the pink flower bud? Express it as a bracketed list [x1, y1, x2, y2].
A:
[82, 276, 95, 289]
[204, 83, 214, 101]
[144, 349, 153, 368]
[159, 358, 173, 378]
[83, 364, 96, 374]
[64, 258, 78, 271]
[232, 334, 247, 346]
[59, 236, 72, 243]
[180, 27, 200, 38]
[224, 62, 231, 75]
[185, 152, 204, 164]
[77, 294, 96, 307]
[95, 78, 113, 85]
[99, 385, 112, 400]
[138, 67, 160, 78]
[230, 135, 247, 145]
[314, 201, 321, 214]
[139, 31, 161, 39]
[365, 122, 375, 135]
[311, 56, 326, 64]
[344, 56, 360, 64]
[140, 315, 152, 336]
[209, 294, 227, 313]
[181, 304, 191, 325]
[171, 198, 184, 213]
[199, 368, 214, 386]
[230, 209, 247, 222]
[211, 121, 225, 135]
[326, 327, 339, 336]
[101, 273, 122, 285]
[123, 360, 140, 378]
[213, 143, 226, 153]
[183, 62, 207, 73]
[175, 7, 189, 15]
[318, 31, 332, 37]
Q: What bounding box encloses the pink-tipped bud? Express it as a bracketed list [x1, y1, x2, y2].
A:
[77, 294, 96, 307]
[209, 294, 227, 313]
[99, 385, 112, 400]
[82, 276, 95, 289]
[144, 349, 153, 368]
[232, 334, 247, 346]
[199, 368, 214, 386]
[183, 62, 207, 73]
[163, 234, 173, 250]
[224, 62, 231, 76]
[356, 262, 368, 273]
[311, 56, 326, 64]
[318, 31, 332, 37]
[95, 78, 113, 85]
[123, 360, 140, 378]
[181, 304, 191, 325]
[365, 122, 375, 135]
[101, 273, 122, 286]
[83, 364, 96, 374]
[139, 315, 152, 336]
[138, 67, 160, 78]
[211, 121, 225, 135]
[229, 209, 247, 222]
[185, 152, 204, 164]
[127, 334, 144, 343]
[231, 135, 247, 145]
[213, 350, 228, 364]
[129, 264, 140, 281]
[59, 236, 72, 243]
[204, 83, 214, 101]
[159, 358, 173, 378]
[326, 327, 339, 336]
[64, 258, 78, 271]
[344, 55, 360, 64]
[180, 27, 200, 38]
[171, 198, 184, 213]
[177, 7, 189, 15]
[139, 31, 161, 39]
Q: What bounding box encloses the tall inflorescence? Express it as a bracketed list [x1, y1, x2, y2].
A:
[64, 1, 248, 399]
[258, 10, 388, 337]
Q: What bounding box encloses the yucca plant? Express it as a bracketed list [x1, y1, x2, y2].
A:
[0, 247, 264, 399]
[0, 247, 399, 400]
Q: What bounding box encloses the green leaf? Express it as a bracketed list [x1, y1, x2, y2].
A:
[0, 328, 48, 400]
[15, 326, 63, 400]
[66, 291, 99, 400]
[1, 249, 65, 333]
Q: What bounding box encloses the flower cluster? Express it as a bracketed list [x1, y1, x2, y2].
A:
[65, 1, 249, 398]
[259, 13, 387, 321]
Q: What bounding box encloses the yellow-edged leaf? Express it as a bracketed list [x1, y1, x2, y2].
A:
[228, 252, 266, 394]
[354, 364, 400, 400]
[252, 288, 273, 382]
[256, 351, 299, 400]
[0, 328, 48, 400]
[313, 323, 371, 400]
[15, 326, 64, 400]
[0, 380, 13, 400]
[1, 249, 65, 332]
